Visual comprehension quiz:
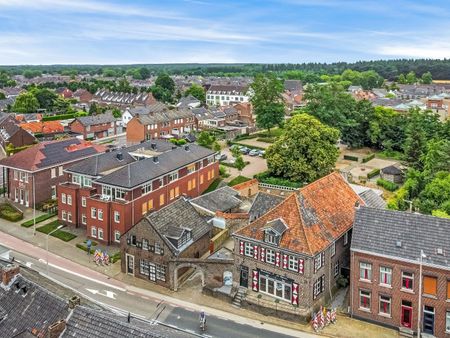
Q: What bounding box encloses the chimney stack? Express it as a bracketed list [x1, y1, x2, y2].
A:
[69, 295, 81, 309]
[46, 320, 66, 338]
[150, 142, 156, 150]
[116, 152, 123, 161]
[153, 156, 159, 164]
[1, 263, 20, 286]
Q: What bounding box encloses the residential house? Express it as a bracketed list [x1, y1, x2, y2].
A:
[19, 121, 65, 140]
[0, 115, 36, 149]
[177, 95, 201, 109]
[69, 112, 121, 140]
[73, 89, 94, 103]
[126, 105, 196, 143]
[283, 80, 303, 110]
[0, 138, 105, 206]
[55, 87, 73, 99]
[121, 197, 212, 289]
[58, 142, 218, 244]
[206, 85, 250, 106]
[92, 90, 156, 107]
[350, 207, 450, 337]
[232, 172, 363, 315]
[234, 102, 254, 126]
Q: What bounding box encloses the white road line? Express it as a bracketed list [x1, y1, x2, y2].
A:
[37, 258, 126, 291]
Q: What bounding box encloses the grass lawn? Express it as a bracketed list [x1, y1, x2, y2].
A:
[36, 221, 77, 242]
[377, 149, 404, 160]
[228, 175, 251, 187]
[21, 213, 56, 228]
[202, 178, 222, 194]
[0, 203, 24, 222]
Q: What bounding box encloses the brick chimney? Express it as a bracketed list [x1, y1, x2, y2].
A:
[1, 263, 20, 286]
[68, 295, 80, 309]
[46, 320, 66, 338]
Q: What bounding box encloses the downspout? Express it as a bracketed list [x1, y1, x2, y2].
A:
[328, 252, 333, 302]
[350, 250, 354, 318]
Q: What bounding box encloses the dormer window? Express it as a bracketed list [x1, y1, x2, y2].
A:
[265, 231, 279, 245]
[263, 218, 288, 246]
[166, 227, 193, 249]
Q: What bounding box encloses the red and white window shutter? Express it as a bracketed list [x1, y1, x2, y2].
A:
[275, 252, 281, 267]
[298, 259, 304, 274]
[292, 282, 299, 305]
[260, 247, 265, 262]
[252, 270, 259, 291]
[239, 241, 244, 255]
[253, 245, 259, 260]
[282, 254, 288, 269]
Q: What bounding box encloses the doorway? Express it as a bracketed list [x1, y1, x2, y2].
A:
[126, 254, 134, 275]
[401, 301, 412, 328]
[239, 266, 249, 288]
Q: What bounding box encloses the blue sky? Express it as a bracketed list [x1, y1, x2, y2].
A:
[0, 0, 449, 65]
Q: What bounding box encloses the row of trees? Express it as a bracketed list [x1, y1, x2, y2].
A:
[397, 71, 432, 84]
[12, 87, 75, 114]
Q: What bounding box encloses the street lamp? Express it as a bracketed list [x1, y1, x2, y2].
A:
[417, 249, 426, 337]
[46, 225, 64, 275]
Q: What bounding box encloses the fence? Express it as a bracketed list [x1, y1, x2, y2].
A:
[258, 183, 298, 191]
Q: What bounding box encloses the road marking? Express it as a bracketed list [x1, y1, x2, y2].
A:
[86, 288, 117, 299]
[127, 291, 136, 296]
[140, 295, 150, 300]
[38, 258, 126, 291]
[25, 262, 33, 268]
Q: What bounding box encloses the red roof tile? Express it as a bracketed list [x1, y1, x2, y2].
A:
[234, 172, 364, 256]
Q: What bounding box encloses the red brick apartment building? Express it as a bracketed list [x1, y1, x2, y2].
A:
[126, 103, 196, 143]
[58, 141, 218, 245]
[350, 207, 450, 337]
[0, 138, 105, 206]
[69, 112, 120, 140]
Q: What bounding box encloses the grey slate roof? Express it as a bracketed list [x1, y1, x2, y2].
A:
[249, 192, 284, 219]
[352, 207, 450, 268]
[128, 103, 169, 116]
[0, 275, 69, 337]
[381, 165, 403, 175]
[74, 112, 119, 127]
[264, 218, 288, 235]
[284, 80, 302, 92]
[190, 186, 241, 213]
[63, 306, 195, 338]
[136, 109, 193, 125]
[145, 197, 212, 254]
[177, 95, 200, 108]
[66, 140, 173, 176]
[95, 144, 214, 188]
[358, 190, 386, 209]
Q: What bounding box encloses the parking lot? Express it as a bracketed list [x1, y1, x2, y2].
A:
[220, 146, 268, 179]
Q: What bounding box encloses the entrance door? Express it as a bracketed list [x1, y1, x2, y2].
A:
[423, 306, 435, 335]
[149, 263, 156, 281]
[401, 303, 412, 328]
[19, 189, 24, 205]
[126, 254, 134, 275]
[239, 266, 249, 288]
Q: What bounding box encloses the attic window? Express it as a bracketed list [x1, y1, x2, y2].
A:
[436, 248, 444, 255]
[264, 230, 279, 245]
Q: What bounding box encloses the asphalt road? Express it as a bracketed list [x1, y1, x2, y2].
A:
[12, 250, 313, 338]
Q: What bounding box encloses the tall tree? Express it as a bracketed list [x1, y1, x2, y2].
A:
[421, 71, 432, 84]
[155, 73, 175, 94]
[12, 92, 39, 114]
[30, 88, 58, 111]
[265, 113, 340, 183]
[250, 73, 285, 134]
[184, 84, 206, 103]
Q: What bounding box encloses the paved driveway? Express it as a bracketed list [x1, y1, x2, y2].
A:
[220, 147, 268, 179]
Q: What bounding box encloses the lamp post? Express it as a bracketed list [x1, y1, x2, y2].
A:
[46, 225, 64, 275]
[417, 249, 426, 337]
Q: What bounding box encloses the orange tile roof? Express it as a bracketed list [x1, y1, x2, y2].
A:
[234, 172, 364, 256]
[20, 121, 64, 134]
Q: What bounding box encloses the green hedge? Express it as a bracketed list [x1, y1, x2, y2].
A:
[362, 153, 375, 163]
[0, 203, 23, 222]
[76, 243, 96, 255]
[377, 178, 399, 192]
[42, 111, 88, 121]
[228, 176, 251, 187]
[367, 168, 381, 179]
[343, 155, 359, 162]
[21, 212, 56, 228]
[254, 172, 302, 188]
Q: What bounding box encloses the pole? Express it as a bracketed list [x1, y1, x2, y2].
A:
[46, 225, 63, 275]
[33, 173, 36, 236]
[417, 249, 423, 337]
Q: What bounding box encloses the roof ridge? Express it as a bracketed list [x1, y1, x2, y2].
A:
[299, 171, 341, 192]
[294, 193, 314, 255]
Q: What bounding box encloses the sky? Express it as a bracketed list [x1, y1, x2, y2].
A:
[0, 0, 449, 65]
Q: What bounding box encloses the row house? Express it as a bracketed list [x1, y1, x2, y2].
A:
[92, 89, 156, 107]
[58, 142, 218, 245]
[232, 172, 363, 313]
[69, 112, 121, 140]
[121, 197, 212, 289]
[126, 106, 196, 143]
[350, 207, 450, 337]
[206, 85, 250, 107]
[73, 89, 94, 104]
[0, 138, 105, 206]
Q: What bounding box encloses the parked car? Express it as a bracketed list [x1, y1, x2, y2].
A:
[249, 149, 259, 156]
[215, 153, 227, 161]
[258, 150, 266, 157]
[239, 147, 250, 154]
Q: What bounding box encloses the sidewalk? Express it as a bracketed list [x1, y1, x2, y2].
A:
[0, 213, 397, 338]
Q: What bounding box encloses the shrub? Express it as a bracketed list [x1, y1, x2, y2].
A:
[254, 171, 302, 188]
[377, 149, 404, 160]
[377, 178, 399, 192]
[228, 176, 251, 187]
[21, 212, 56, 228]
[362, 153, 375, 163]
[367, 168, 380, 179]
[343, 155, 359, 162]
[110, 252, 121, 263]
[337, 275, 349, 288]
[76, 243, 95, 255]
[219, 165, 230, 178]
[0, 203, 23, 222]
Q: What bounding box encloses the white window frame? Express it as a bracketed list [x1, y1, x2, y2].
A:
[359, 262, 372, 281]
[72, 174, 81, 185]
[266, 249, 275, 264]
[334, 261, 340, 277]
[288, 255, 298, 272]
[98, 228, 104, 240]
[67, 212, 72, 223]
[114, 211, 120, 223]
[13, 170, 18, 181]
[401, 271, 414, 291]
[81, 196, 86, 207]
[67, 195, 72, 206]
[114, 231, 121, 243]
[51, 168, 56, 178]
[168, 171, 178, 182]
[58, 166, 63, 176]
[62, 210, 67, 221]
[115, 188, 125, 200]
[91, 227, 97, 238]
[359, 290, 371, 310]
[81, 213, 86, 225]
[379, 266, 392, 286]
[91, 207, 97, 219]
[61, 193, 66, 204]
[344, 232, 348, 246]
[446, 310, 450, 333]
[314, 253, 323, 271]
[244, 242, 254, 257]
[98, 209, 103, 221]
[379, 295, 391, 316]
[331, 241, 336, 257]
